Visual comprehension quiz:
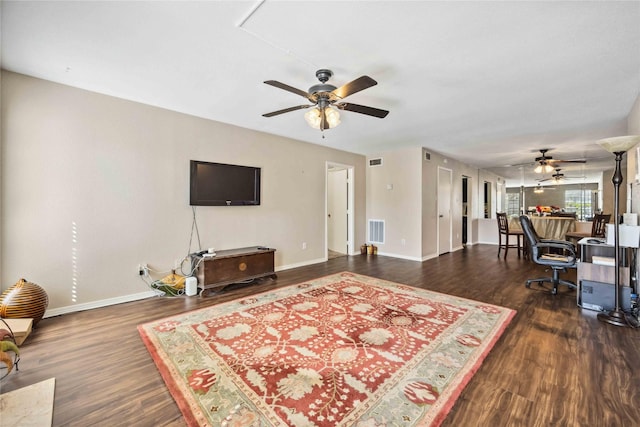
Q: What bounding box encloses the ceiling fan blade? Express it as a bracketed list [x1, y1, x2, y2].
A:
[337, 102, 389, 118]
[264, 80, 311, 99]
[262, 105, 313, 117]
[537, 178, 552, 182]
[331, 76, 377, 99]
[548, 159, 587, 164]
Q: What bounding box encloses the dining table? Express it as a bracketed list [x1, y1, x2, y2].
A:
[509, 215, 576, 240]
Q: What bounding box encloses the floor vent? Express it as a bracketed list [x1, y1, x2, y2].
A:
[368, 219, 385, 244]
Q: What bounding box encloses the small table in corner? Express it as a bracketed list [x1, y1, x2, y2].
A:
[192, 246, 277, 296]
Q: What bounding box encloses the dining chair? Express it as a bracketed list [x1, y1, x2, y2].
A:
[496, 212, 523, 258]
[565, 213, 611, 244]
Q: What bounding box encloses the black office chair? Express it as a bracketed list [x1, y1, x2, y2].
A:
[519, 215, 577, 295]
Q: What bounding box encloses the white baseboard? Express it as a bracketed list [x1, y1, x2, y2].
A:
[375, 251, 424, 262]
[44, 290, 158, 319]
[276, 257, 328, 272]
[42, 260, 326, 318]
[42, 248, 475, 318]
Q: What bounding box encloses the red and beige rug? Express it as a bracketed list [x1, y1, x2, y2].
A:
[139, 272, 515, 426]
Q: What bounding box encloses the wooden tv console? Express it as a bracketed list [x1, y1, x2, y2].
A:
[193, 246, 276, 295]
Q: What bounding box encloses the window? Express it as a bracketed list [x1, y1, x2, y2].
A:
[565, 190, 592, 220]
[506, 193, 520, 216]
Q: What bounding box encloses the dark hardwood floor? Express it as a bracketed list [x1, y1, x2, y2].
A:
[2, 244, 639, 426]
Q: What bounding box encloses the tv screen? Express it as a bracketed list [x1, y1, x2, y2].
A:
[190, 160, 261, 206]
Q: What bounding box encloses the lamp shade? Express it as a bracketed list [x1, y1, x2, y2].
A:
[325, 107, 341, 128]
[304, 106, 340, 130]
[597, 135, 640, 153]
[304, 108, 321, 129]
[534, 163, 554, 173]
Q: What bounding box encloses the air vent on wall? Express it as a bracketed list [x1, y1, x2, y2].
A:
[369, 158, 383, 167]
[425, 152, 431, 161]
[368, 219, 385, 244]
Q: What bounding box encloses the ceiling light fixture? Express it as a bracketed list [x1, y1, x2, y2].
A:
[534, 162, 554, 174]
[304, 106, 341, 130]
[534, 185, 544, 193]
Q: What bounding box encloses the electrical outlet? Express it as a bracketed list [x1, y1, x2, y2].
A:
[302, 242, 307, 250]
[138, 263, 148, 276]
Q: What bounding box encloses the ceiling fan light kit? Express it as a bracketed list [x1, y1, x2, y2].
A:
[534, 163, 554, 174]
[304, 106, 341, 129]
[263, 69, 389, 132]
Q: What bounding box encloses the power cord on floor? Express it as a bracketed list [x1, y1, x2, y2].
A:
[137, 207, 205, 297]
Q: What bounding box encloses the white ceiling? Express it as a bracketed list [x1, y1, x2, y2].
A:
[2, 1, 639, 187]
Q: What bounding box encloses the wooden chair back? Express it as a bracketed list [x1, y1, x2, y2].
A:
[497, 212, 509, 235]
[591, 213, 611, 238]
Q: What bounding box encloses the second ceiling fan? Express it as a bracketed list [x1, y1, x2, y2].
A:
[538, 168, 584, 183]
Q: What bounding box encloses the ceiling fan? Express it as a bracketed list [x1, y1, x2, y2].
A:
[262, 69, 389, 131]
[537, 168, 584, 183]
[533, 149, 586, 173]
[533, 183, 557, 193]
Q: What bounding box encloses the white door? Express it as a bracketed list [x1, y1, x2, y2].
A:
[438, 167, 452, 255]
[328, 168, 348, 254]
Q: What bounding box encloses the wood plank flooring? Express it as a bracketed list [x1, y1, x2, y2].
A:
[2, 244, 639, 426]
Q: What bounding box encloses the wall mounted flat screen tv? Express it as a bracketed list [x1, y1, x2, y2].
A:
[190, 160, 261, 206]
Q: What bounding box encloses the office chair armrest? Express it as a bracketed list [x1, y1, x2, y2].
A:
[539, 239, 576, 250]
[537, 241, 577, 257]
[539, 238, 573, 246]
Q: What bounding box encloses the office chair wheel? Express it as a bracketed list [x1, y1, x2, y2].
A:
[551, 287, 558, 295]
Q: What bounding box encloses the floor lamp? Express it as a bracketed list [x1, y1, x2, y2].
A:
[596, 135, 640, 327]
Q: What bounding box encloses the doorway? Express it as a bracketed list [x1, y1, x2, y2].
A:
[327, 163, 354, 259]
[438, 167, 453, 255]
[462, 176, 469, 245]
[484, 181, 492, 218]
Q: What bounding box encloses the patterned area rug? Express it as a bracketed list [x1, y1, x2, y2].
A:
[139, 272, 515, 426]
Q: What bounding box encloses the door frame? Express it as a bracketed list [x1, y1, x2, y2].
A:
[437, 166, 453, 255]
[326, 162, 355, 258]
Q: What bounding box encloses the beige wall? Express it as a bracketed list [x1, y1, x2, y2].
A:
[421, 149, 482, 257]
[1, 71, 366, 313]
[628, 92, 640, 214]
[629, 92, 640, 135]
[366, 146, 488, 260]
[366, 147, 423, 259]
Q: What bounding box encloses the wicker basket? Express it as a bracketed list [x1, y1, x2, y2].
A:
[0, 278, 49, 326]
